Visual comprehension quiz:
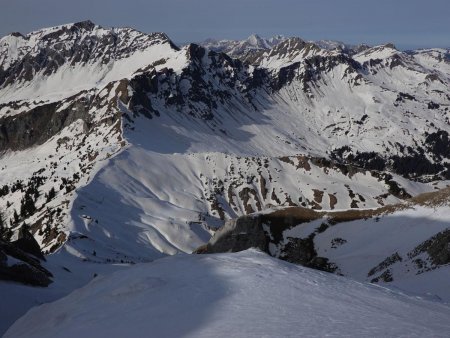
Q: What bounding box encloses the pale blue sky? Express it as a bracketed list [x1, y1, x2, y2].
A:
[1, 0, 449, 49]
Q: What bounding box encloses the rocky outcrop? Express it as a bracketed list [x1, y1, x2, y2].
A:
[408, 229, 450, 269]
[13, 226, 46, 260]
[368, 252, 402, 278]
[330, 145, 450, 181]
[195, 216, 269, 254]
[0, 98, 91, 152]
[195, 207, 339, 272]
[0, 237, 52, 287]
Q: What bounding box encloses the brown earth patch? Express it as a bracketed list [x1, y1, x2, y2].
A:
[328, 194, 338, 209]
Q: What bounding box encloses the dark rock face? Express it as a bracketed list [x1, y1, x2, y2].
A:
[368, 252, 402, 277]
[408, 229, 450, 268]
[1, 263, 51, 287]
[0, 98, 90, 152]
[281, 235, 337, 272]
[128, 73, 160, 118]
[124, 45, 254, 122]
[370, 269, 393, 283]
[13, 226, 45, 260]
[425, 131, 450, 161]
[330, 144, 450, 181]
[0, 238, 52, 287]
[282, 236, 316, 264]
[269, 53, 360, 92]
[195, 209, 337, 272]
[197, 216, 269, 254]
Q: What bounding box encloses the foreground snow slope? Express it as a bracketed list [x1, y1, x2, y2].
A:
[0, 244, 129, 336]
[6, 250, 450, 338]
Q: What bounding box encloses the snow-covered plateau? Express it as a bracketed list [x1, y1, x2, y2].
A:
[0, 20, 449, 336]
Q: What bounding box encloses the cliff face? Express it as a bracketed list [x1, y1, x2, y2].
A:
[0, 228, 52, 287]
[195, 207, 337, 272]
[196, 216, 269, 254]
[0, 99, 94, 152]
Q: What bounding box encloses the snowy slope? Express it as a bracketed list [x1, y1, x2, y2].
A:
[5, 250, 450, 338]
[67, 111, 433, 261]
[0, 242, 130, 336]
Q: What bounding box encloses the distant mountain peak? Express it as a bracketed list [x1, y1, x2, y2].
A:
[0, 21, 180, 102]
[199, 34, 287, 57]
[246, 34, 263, 46]
[9, 32, 25, 38]
[70, 19, 96, 30]
[384, 42, 397, 50]
[199, 35, 380, 63]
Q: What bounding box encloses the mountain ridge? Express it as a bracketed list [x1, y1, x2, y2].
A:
[0, 20, 449, 256]
[0, 18, 447, 284]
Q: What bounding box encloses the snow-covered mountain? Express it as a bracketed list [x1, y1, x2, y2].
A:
[0, 21, 450, 335]
[0, 21, 180, 104]
[5, 250, 450, 338]
[200, 34, 286, 58]
[200, 35, 371, 57]
[0, 20, 449, 257]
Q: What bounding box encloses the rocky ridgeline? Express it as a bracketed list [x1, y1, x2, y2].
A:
[0, 20, 174, 88]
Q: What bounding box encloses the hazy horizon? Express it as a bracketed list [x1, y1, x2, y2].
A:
[1, 0, 449, 50]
